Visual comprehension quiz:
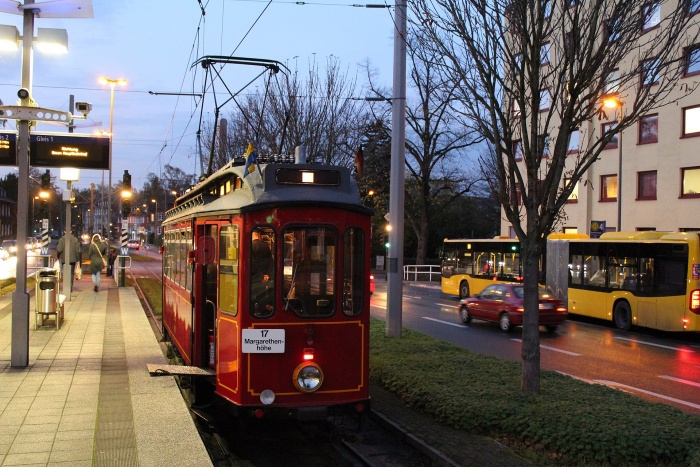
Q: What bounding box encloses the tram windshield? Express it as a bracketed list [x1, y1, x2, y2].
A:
[283, 226, 337, 317]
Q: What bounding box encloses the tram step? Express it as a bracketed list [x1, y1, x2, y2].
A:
[147, 363, 215, 377]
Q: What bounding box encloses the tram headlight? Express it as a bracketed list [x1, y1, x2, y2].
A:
[292, 362, 324, 393]
[260, 389, 276, 405]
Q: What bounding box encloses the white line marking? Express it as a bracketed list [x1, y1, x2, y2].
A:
[594, 380, 700, 410]
[614, 337, 695, 353]
[659, 375, 700, 388]
[422, 317, 466, 328]
[510, 338, 581, 356]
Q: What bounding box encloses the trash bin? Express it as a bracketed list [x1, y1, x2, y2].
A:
[36, 268, 58, 314]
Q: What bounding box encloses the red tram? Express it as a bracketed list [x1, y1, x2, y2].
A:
[161, 151, 372, 421]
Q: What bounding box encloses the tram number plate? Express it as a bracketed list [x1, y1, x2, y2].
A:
[242, 329, 285, 353]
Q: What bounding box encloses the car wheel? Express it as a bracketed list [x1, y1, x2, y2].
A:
[613, 301, 632, 331]
[459, 305, 472, 324]
[459, 281, 470, 299]
[499, 313, 512, 332]
[545, 325, 558, 333]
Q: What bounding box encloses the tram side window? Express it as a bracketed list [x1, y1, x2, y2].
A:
[179, 231, 188, 288]
[250, 227, 275, 318]
[283, 226, 337, 317]
[219, 225, 239, 315]
[342, 228, 364, 316]
[185, 229, 193, 291]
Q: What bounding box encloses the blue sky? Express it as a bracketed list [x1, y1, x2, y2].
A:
[0, 0, 396, 191]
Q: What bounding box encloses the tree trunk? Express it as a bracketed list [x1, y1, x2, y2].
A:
[414, 214, 429, 264]
[520, 238, 541, 393]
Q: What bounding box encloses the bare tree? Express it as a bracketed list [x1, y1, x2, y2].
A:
[412, 0, 699, 392]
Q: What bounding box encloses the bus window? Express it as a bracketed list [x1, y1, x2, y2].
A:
[283, 226, 337, 317]
[342, 227, 364, 316]
[250, 226, 275, 318]
[219, 225, 239, 316]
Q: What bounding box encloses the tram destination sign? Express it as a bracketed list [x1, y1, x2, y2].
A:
[0, 131, 17, 166]
[29, 132, 110, 169]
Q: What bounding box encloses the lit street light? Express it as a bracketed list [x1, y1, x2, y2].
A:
[603, 94, 623, 232]
[99, 76, 126, 242]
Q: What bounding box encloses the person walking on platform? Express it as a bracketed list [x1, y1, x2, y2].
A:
[56, 228, 81, 290]
[88, 234, 107, 292]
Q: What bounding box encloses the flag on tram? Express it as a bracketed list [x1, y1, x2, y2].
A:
[244, 142, 257, 178]
[354, 146, 364, 176]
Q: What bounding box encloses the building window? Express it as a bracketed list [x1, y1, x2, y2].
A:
[606, 17, 621, 42]
[641, 58, 659, 86]
[563, 227, 578, 234]
[682, 105, 700, 137]
[637, 171, 657, 200]
[602, 122, 619, 149]
[689, 0, 700, 16]
[685, 45, 700, 77]
[564, 177, 579, 203]
[513, 140, 523, 161]
[601, 174, 618, 201]
[541, 43, 551, 65]
[567, 129, 580, 153]
[638, 114, 658, 144]
[605, 70, 620, 94]
[681, 167, 700, 198]
[539, 89, 550, 112]
[642, 2, 660, 32]
[538, 134, 550, 158]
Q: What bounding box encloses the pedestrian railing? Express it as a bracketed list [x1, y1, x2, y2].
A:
[403, 264, 441, 282]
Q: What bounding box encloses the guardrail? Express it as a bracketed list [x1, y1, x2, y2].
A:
[403, 264, 441, 282]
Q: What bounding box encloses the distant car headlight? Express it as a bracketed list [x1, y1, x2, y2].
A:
[292, 362, 324, 393]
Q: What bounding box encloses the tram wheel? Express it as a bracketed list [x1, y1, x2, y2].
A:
[613, 302, 632, 331]
[459, 305, 472, 324]
[459, 281, 470, 299]
[499, 313, 512, 332]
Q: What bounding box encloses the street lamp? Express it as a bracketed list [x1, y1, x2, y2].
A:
[151, 198, 158, 240]
[98, 76, 127, 241]
[603, 95, 623, 231]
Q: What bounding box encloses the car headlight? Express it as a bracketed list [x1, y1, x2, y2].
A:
[292, 362, 324, 393]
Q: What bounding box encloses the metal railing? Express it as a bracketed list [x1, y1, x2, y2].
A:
[403, 264, 441, 282]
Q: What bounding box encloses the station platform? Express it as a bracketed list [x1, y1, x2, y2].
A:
[0, 273, 212, 466]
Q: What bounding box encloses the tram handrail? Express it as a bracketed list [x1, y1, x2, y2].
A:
[403, 264, 441, 282]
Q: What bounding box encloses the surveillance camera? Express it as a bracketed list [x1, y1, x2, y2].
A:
[17, 88, 30, 100]
[75, 102, 92, 116]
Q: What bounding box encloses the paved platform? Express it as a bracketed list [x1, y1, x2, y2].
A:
[0, 272, 212, 466]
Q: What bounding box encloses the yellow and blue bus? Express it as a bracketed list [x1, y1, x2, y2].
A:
[548, 231, 700, 332]
[440, 237, 523, 298]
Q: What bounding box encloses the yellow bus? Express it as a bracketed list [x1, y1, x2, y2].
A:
[548, 231, 700, 332]
[440, 237, 523, 298]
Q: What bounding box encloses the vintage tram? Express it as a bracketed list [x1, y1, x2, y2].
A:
[161, 149, 372, 420]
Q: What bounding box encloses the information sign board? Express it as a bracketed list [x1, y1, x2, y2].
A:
[29, 132, 110, 169]
[0, 131, 17, 166]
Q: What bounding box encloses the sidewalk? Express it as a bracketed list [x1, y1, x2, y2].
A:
[0, 273, 211, 466]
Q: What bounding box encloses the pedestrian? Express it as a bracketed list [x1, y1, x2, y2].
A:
[88, 234, 107, 292]
[107, 248, 118, 277]
[56, 228, 81, 290]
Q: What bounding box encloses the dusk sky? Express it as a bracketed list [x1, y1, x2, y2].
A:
[0, 0, 396, 192]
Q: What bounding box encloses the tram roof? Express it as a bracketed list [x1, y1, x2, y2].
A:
[164, 159, 371, 224]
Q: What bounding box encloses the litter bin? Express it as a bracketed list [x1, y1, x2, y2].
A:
[36, 268, 58, 314]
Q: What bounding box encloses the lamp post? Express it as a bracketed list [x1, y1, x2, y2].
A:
[603, 95, 623, 232]
[99, 77, 127, 243]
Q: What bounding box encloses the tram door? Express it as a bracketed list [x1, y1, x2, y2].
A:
[194, 223, 218, 367]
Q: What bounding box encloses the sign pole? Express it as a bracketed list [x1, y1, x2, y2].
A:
[120, 219, 128, 287]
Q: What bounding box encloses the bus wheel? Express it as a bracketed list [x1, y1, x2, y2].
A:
[459, 281, 470, 299]
[499, 313, 512, 332]
[613, 302, 632, 331]
[459, 305, 472, 324]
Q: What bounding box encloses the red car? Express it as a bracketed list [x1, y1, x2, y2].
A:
[457, 283, 567, 332]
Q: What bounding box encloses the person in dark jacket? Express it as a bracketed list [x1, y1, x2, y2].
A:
[88, 234, 107, 292]
[107, 248, 118, 277]
[56, 229, 81, 289]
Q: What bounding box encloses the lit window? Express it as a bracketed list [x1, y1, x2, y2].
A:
[602, 122, 619, 149]
[642, 2, 660, 31]
[681, 167, 700, 197]
[683, 105, 700, 137]
[641, 58, 659, 86]
[601, 174, 618, 201]
[567, 130, 580, 153]
[638, 114, 658, 144]
[685, 45, 700, 76]
[637, 171, 657, 200]
[564, 177, 579, 202]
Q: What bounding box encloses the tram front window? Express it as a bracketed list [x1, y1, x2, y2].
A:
[283, 226, 336, 317]
[250, 227, 275, 318]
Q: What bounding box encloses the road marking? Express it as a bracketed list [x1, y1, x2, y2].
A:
[594, 380, 700, 410]
[659, 375, 700, 388]
[422, 317, 465, 328]
[614, 336, 695, 353]
[511, 339, 581, 356]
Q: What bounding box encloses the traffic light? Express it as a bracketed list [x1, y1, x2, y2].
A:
[123, 170, 132, 191]
[122, 199, 131, 218]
